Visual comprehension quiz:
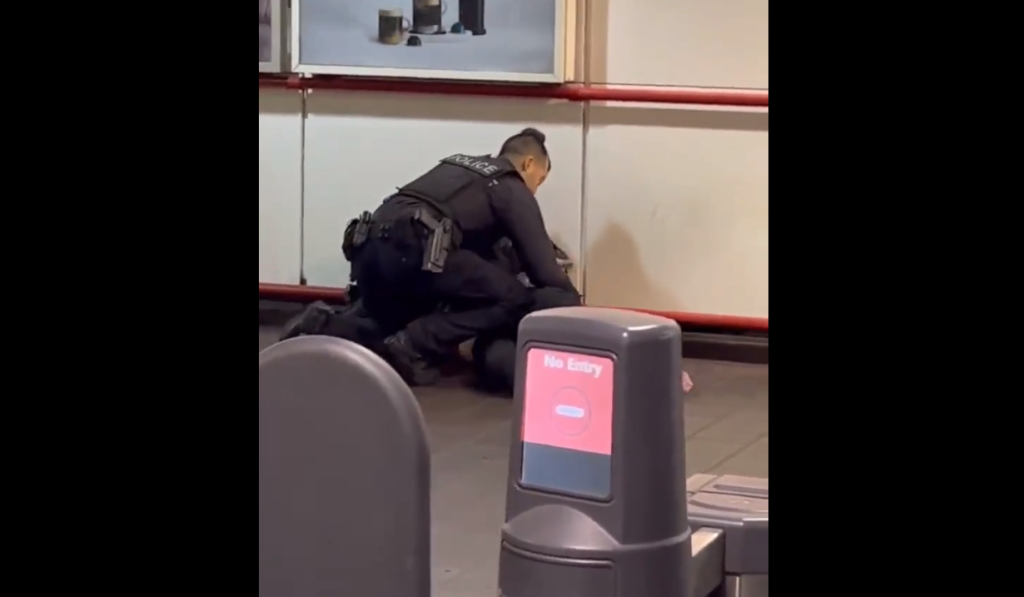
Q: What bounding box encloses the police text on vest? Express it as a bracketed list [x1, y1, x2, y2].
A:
[448, 154, 501, 176]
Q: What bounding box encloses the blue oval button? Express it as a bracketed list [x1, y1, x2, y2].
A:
[555, 405, 586, 419]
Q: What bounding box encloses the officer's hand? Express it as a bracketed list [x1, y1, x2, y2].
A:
[553, 242, 574, 272]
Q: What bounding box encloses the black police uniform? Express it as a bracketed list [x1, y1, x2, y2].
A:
[473, 240, 583, 394]
[346, 154, 578, 363]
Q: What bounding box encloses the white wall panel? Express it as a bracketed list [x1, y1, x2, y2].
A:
[585, 106, 769, 318]
[591, 0, 770, 89]
[259, 89, 304, 284]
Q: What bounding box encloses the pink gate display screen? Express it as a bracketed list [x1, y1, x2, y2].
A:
[520, 348, 615, 498]
[522, 348, 615, 455]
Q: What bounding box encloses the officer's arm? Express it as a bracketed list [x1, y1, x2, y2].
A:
[490, 180, 578, 293]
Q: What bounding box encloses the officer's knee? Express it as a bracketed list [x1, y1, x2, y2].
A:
[532, 288, 583, 312]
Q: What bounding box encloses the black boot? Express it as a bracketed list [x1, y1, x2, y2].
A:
[384, 332, 441, 387]
[279, 301, 332, 341]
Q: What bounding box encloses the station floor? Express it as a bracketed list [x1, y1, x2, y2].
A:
[259, 326, 769, 595]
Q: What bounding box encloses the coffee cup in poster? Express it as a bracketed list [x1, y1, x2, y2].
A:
[378, 9, 412, 45]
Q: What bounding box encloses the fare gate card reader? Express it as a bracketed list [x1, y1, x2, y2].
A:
[499, 307, 693, 597]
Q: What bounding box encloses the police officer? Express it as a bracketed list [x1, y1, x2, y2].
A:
[288, 128, 579, 385]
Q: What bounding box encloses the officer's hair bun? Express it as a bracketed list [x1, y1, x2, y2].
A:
[520, 128, 547, 144]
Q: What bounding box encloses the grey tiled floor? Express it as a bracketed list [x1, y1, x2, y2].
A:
[260, 327, 769, 595]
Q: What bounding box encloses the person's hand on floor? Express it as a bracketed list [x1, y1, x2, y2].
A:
[682, 371, 694, 394]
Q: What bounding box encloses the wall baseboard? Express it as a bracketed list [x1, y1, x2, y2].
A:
[259, 300, 768, 365]
[682, 332, 768, 365]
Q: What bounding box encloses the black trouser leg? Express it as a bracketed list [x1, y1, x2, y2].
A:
[473, 286, 584, 393]
[530, 286, 584, 311]
[281, 298, 350, 341]
[473, 286, 583, 348]
[404, 250, 532, 358]
[353, 242, 435, 337]
[320, 300, 390, 355]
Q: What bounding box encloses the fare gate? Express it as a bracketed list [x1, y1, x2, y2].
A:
[258, 308, 769, 597]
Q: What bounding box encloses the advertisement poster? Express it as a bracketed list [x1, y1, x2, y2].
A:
[292, 0, 567, 82]
[259, 0, 284, 72]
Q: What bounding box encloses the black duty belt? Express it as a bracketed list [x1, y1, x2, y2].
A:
[343, 205, 462, 274]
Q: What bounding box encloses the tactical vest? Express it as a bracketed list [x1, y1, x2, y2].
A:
[399, 154, 515, 220]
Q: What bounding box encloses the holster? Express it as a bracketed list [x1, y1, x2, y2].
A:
[414, 208, 461, 273]
[341, 211, 373, 262]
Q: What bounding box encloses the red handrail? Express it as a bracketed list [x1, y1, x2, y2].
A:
[258, 283, 769, 333]
[258, 75, 769, 107]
